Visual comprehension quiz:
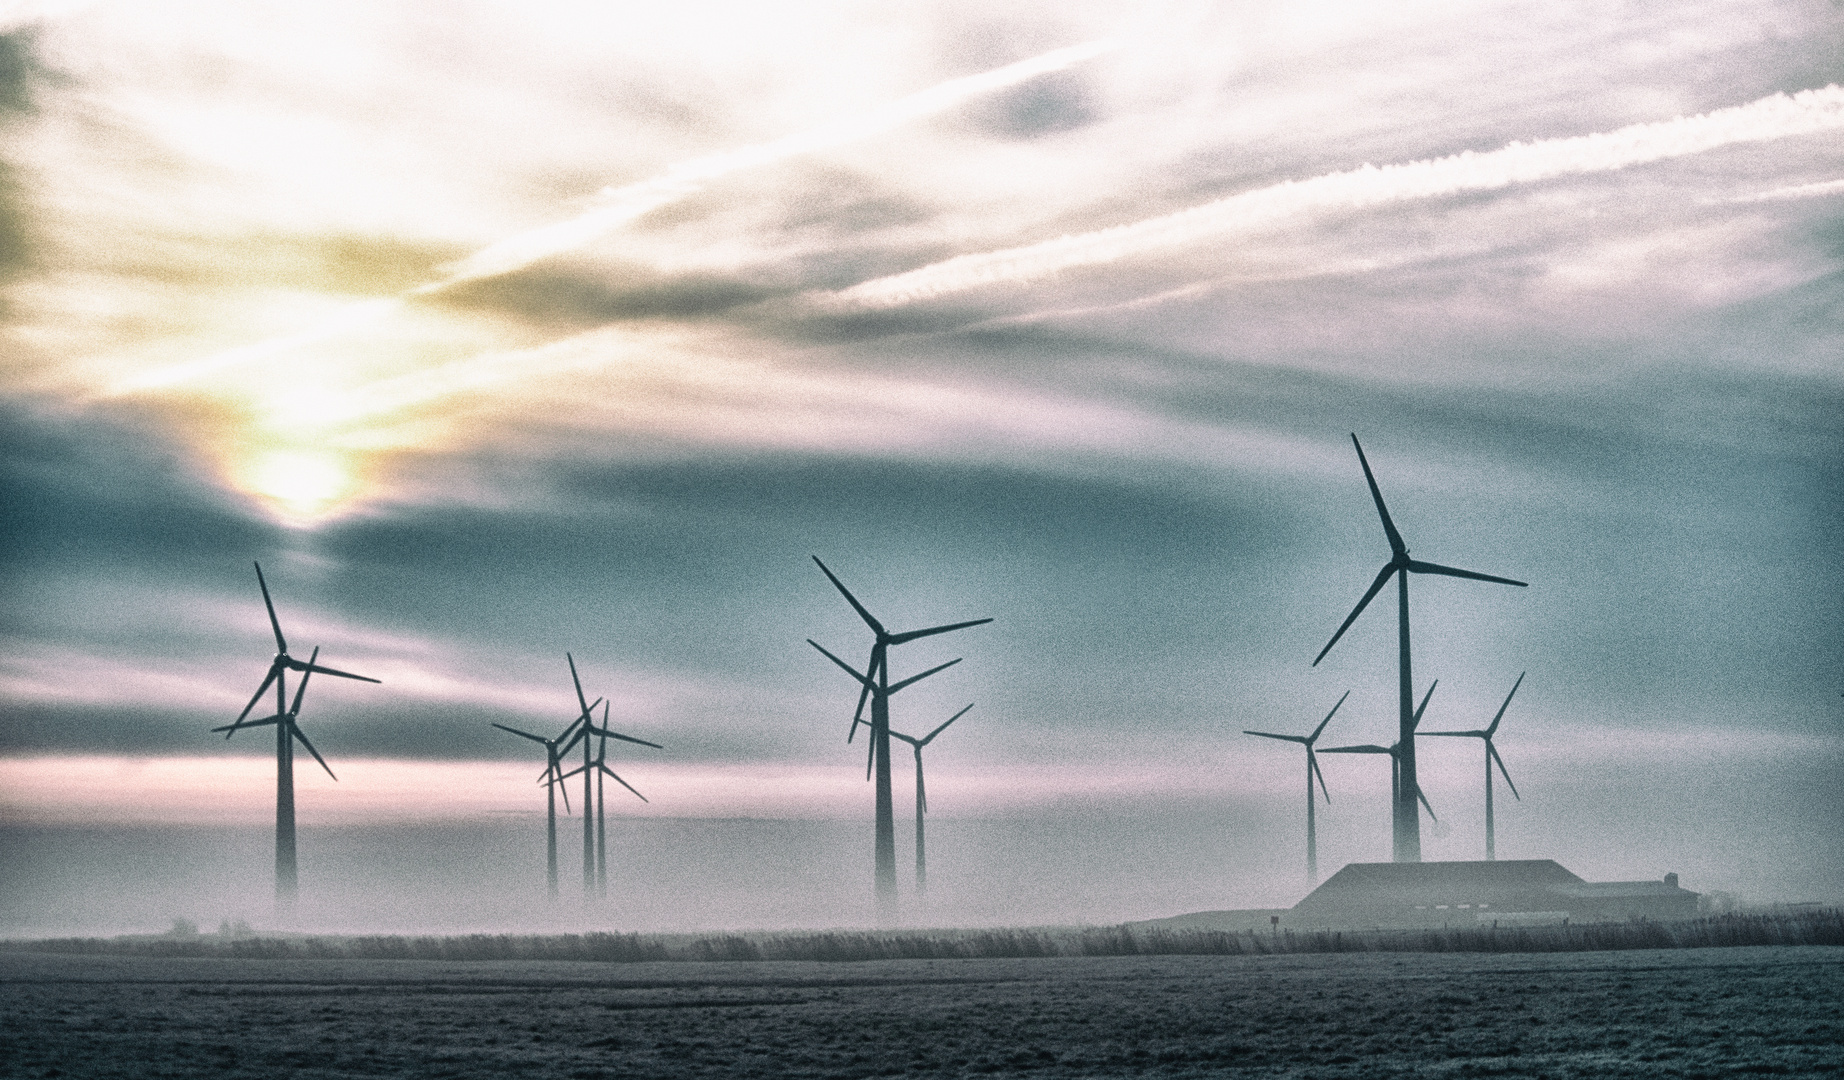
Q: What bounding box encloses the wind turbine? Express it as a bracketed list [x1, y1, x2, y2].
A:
[218, 562, 379, 902]
[1243, 690, 1349, 884]
[1312, 435, 1526, 862]
[557, 698, 660, 898]
[808, 555, 990, 915]
[1321, 681, 1441, 845]
[493, 702, 596, 899]
[889, 703, 973, 895]
[1424, 671, 1524, 860]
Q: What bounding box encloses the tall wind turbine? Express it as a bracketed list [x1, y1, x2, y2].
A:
[493, 704, 595, 898]
[219, 562, 379, 902]
[1243, 690, 1348, 884]
[808, 556, 989, 915]
[890, 703, 972, 895]
[558, 698, 660, 898]
[1425, 671, 1524, 860]
[1312, 435, 1526, 862]
[1321, 681, 1441, 843]
[562, 653, 601, 897]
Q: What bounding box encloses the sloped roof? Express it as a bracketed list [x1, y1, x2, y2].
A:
[1291, 860, 1586, 916]
[1556, 881, 1697, 899]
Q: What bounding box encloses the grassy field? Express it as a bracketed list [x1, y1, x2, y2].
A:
[3, 938, 1840, 1078]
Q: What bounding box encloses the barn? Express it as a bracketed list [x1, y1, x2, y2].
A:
[1286, 859, 1700, 928]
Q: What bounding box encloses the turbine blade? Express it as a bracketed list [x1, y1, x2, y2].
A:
[1350, 435, 1406, 556]
[1413, 679, 1439, 727]
[1405, 560, 1528, 588]
[290, 648, 317, 715]
[1243, 730, 1307, 743]
[557, 774, 571, 815]
[1422, 730, 1484, 738]
[214, 714, 282, 733]
[1490, 742, 1521, 800]
[235, 667, 281, 727]
[1319, 744, 1391, 754]
[865, 733, 875, 782]
[920, 703, 973, 745]
[492, 723, 549, 746]
[300, 662, 381, 684]
[254, 562, 287, 655]
[599, 764, 648, 803]
[1309, 690, 1352, 743]
[809, 639, 875, 690]
[847, 667, 874, 744]
[887, 657, 961, 695]
[290, 722, 336, 781]
[812, 556, 885, 637]
[889, 730, 920, 746]
[567, 653, 592, 721]
[556, 763, 587, 781]
[1487, 672, 1526, 736]
[1309, 749, 1330, 804]
[581, 724, 663, 750]
[1416, 783, 1436, 820]
[886, 617, 993, 645]
[1312, 564, 1396, 666]
[916, 754, 927, 815]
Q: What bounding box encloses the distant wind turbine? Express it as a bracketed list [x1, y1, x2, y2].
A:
[1424, 672, 1525, 860]
[217, 562, 379, 902]
[493, 701, 597, 899]
[1321, 681, 1442, 841]
[1312, 435, 1526, 862]
[1243, 690, 1349, 884]
[808, 556, 989, 916]
[890, 703, 973, 895]
[557, 697, 661, 899]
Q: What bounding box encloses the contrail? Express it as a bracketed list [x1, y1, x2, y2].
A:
[106, 39, 1119, 395]
[831, 84, 1844, 309]
[1722, 176, 1844, 203]
[429, 39, 1119, 288]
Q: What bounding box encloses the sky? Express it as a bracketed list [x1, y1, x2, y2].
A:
[0, 0, 1840, 933]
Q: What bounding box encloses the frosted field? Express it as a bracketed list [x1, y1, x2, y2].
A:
[3, 944, 1840, 1078]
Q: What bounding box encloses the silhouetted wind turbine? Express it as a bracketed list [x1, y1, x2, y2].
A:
[1312, 435, 1526, 862]
[558, 698, 660, 898]
[1321, 681, 1441, 842]
[808, 556, 989, 915]
[218, 562, 379, 902]
[890, 703, 972, 896]
[1425, 671, 1524, 860]
[1243, 690, 1348, 884]
[494, 704, 596, 899]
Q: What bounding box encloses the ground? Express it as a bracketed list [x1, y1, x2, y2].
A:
[2, 945, 1840, 1078]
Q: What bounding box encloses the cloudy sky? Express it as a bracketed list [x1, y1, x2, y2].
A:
[0, 0, 1839, 929]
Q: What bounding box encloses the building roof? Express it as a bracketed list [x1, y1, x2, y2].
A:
[1293, 859, 1583, 913]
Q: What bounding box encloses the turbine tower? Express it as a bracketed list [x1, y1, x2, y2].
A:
[558, 697, 660, 898]
[1312, 435, 1526, 862]
[890, 703, 972, 895]
[219, 562, 379, 903]
[493, 702, 595, 898]
[1243, 690, 1349, 884]
[808, 555, 989, 916]
[1425, 671, 1524, 860]
[1321, 681, 1441, 844]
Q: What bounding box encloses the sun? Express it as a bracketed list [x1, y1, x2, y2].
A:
[246, 449, 352, 523]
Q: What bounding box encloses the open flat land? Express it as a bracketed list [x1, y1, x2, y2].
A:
[3, 944, 1840, 1079]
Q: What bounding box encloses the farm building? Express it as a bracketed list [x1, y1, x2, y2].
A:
[1286, 860, 1699, 928]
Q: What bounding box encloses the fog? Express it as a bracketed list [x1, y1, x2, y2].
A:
[4, 746, 1836, 939]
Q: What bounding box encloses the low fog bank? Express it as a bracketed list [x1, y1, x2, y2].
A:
[4, 783, 1839, 939]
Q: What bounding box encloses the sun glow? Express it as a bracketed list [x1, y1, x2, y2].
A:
[243, 449, 354, 522]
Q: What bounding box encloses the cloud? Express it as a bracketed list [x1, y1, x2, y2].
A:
[830, 84, 1844, 308]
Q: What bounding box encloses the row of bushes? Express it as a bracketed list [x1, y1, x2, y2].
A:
[5, 910, 1837, 964]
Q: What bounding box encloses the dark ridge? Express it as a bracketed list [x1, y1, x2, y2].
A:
[2, 910, 1836, 964]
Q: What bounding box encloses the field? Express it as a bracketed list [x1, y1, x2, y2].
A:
[4, 942, 1840, 1079]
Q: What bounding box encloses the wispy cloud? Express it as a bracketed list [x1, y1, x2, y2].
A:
[101, 39, 1118, 396]
[830, 85, 1844, 308]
